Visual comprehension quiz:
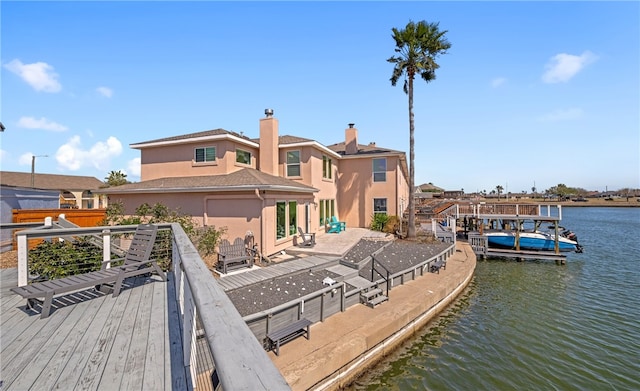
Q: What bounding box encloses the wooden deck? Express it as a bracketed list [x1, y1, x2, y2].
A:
[216, 254, 338, 291]
[0, 268, 188, 390]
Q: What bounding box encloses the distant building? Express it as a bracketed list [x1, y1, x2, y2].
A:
[0, 171, 107, 209]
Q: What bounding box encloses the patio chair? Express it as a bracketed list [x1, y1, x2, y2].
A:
[330, 216, 346, 232]
[297, 227, 316, 247]
[11, 223, 166, 319]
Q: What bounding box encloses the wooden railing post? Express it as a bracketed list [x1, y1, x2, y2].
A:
[102, 229, 111, 268]
[17, 233, 28, 287]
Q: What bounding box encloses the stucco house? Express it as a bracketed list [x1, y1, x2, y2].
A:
[100, 110, 409, 257]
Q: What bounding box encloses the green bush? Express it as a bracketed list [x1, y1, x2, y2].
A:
[29, 238, 103, 280]
[194, 225, 227, 257]
[370, 213, 390, 232]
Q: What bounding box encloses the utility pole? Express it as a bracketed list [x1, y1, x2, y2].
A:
[31, 155, 48, 188]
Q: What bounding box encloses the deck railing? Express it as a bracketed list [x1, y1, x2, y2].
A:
[242, 243, 456, 341]
[14, 223, 290, 391]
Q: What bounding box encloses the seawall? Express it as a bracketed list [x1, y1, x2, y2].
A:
[270, 240, 477, 390]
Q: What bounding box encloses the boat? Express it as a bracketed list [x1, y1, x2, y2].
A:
[485, 230, 583, 253]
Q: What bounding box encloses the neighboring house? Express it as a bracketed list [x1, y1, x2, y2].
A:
[99, 110, 409, 257]
[0, 185, 60, 250]
[0, 171, 107, 209]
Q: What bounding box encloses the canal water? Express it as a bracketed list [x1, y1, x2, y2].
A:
[347, 207, 640, 390]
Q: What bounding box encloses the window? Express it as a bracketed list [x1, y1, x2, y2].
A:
[289, 201, 297, 236]
[276, 202, 286, 240]
[195, 147, 216, 163]
[236, 149, 251, 165]
[322, 155, 332, 179]
[287, 150, 301, 177]
[276, 200, 297, 240]
[319, 199, 335, 225]
[373, 158, 386, 182]
[374, 198, 387, 214]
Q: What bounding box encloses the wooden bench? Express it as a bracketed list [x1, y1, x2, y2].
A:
[266, 318, 312, 356]
[216, 238, 252, 274]
[430, 259, 446, 274]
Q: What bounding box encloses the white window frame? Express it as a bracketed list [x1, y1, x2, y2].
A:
[373, 158, 386, 182]
[194, 146, 216, 163]
[373, 198, 388, 215]
[235, 148, 252, 165]
[287, 150, 301, 177]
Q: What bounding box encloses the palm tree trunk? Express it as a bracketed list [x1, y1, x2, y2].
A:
[407, 75, 416, 238]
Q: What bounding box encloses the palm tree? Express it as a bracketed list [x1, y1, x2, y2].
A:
[496, 185, 504, 200]
[388, 20, 451, 238]
[105, 170, 129, 187]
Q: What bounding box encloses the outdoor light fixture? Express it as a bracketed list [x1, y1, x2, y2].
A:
[265, 108, 274, 117]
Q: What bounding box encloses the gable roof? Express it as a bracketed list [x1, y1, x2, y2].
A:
[130, 128, 258, 149]
[0, 171, 104, 191]
[97, 168, 318, 194]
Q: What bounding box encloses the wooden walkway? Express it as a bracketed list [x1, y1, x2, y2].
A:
[0, 268, 188, 390]
[216, 254, 339, 291]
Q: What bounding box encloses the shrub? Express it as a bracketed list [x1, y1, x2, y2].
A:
[370, 213, 390, 232]
[29, 238, 103, 280]
[194, 225, 228, 257]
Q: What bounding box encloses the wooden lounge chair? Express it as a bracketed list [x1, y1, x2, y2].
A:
[297, 227, 315, 247]
[11, 224, 166, 319]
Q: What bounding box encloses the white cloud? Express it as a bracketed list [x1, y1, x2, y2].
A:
[127, 157, 141, 178]
[538, 108, 584, 122]
[4, 59, 62, 92]
[56, 135, 123, 171]
[491, 77, 506, 88]
[18, 152, 35, 165]
[96, 86, 113, 98]
[17, 116, 68, 132]
[542, 51, 597, 84]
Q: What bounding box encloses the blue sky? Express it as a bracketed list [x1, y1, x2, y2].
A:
[2, 1, 638, 194]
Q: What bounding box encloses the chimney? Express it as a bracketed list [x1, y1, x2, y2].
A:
[345, 123, 358, 155]
[259, 109, 279, 176]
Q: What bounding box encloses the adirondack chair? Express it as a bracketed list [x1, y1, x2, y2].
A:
[297, 227, 315, 247]
[216, 237, 252, 274]
[11, 224, 166, 319]
[327, 216, 346, 233]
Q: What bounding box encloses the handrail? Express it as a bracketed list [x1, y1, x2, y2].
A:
[14, 223, 290, 390]
[171, 223, 290, 390]
[371, 254, 392, 296]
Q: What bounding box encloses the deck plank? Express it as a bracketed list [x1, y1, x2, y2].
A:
[0, 268, 186, 391]
[142, 277, 167, 391]
[9, 294, 104, 390]
[120, 279, 155, 389]
[87, 278, 144, 388]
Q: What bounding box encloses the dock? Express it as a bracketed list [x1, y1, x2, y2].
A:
[454, 203, 576, 264]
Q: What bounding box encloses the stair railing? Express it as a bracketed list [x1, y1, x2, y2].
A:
[370, 254, 391, 296]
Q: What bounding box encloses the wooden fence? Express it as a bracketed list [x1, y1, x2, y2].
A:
[7, 209, 106, 250]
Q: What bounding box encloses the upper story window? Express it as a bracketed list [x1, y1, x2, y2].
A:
[322, 155, 332, 179]
[287, 150, 301, 177]
[373, 158, 386, 182]
[236, 149, 251, 165]
[195, 146, 216, 163]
